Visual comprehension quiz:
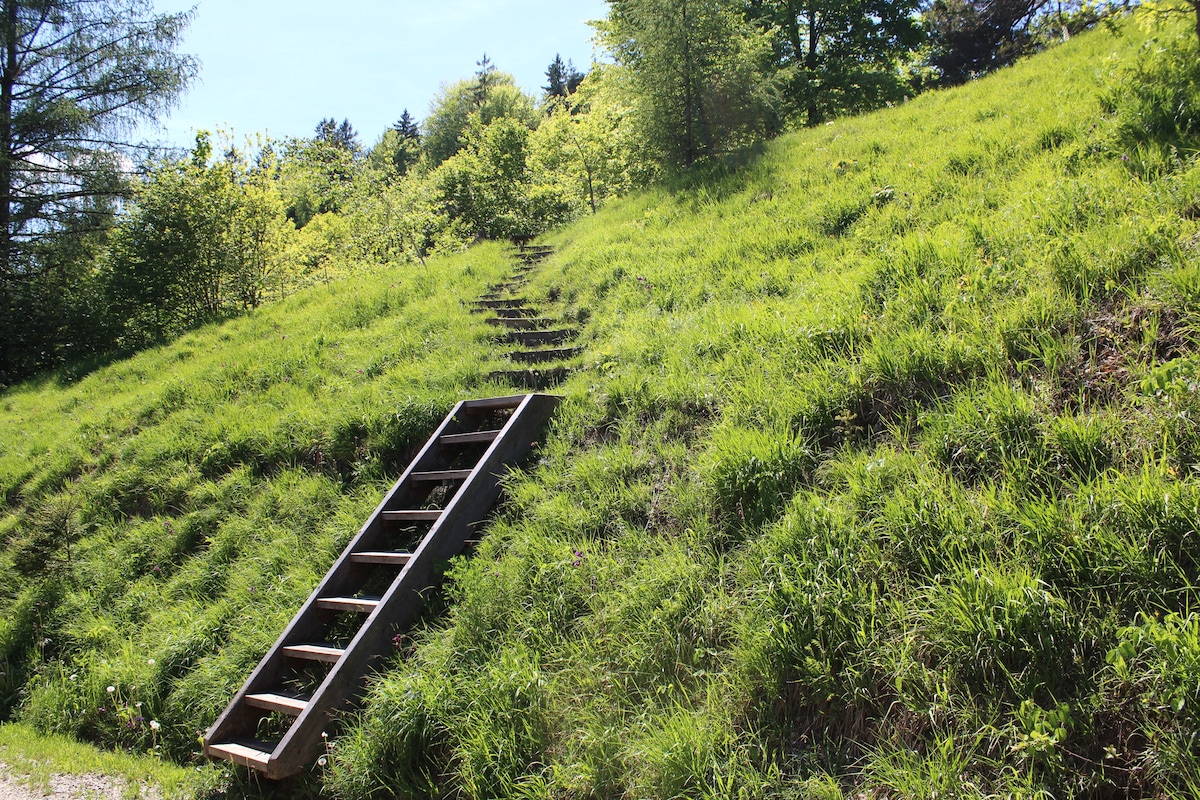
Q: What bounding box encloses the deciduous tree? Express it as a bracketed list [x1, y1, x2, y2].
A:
[422, 64, 539, 167]
[745, 0, 924, 125]
[923, 0, 1050, 84]
[596, 0, 774, 167]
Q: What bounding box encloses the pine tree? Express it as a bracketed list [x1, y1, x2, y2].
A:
[545, 54, 588, 99]
[393, 109, 420, 141]
[0, 0, 196, 279]
[315, 117, 360, 153]
[0, 0, 196, 385]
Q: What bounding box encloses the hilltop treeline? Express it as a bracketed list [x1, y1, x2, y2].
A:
[0, 0, 1118, 387]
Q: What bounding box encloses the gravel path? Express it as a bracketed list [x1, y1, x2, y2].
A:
[0, 763, 147, 799]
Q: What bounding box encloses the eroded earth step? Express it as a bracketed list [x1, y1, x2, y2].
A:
[487, 317, 555, 330]
[489, 367, 572, 390]
[503, 329, 578, 347]
[490, 307, 539, 319]
[508, 347, 582, 365]
[473, 298, 527, 308]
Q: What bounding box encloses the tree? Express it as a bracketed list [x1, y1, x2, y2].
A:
[923, 0, 1050, 84]
[0, 0, 195, 279]
[280, 123, 361, 227]
[0, 0, 195, 384]
[596, 0, 774, 167]
[105, 132, 292, 342]
[745, 0, 924, 125]
[314, 117, 361, 155]
[1118, 1, 1195, 46]
[544, 54, 587, 99]
[422, 65, 539, 167]
[531, 73, 642, 215]
[393, 109, 420, 141]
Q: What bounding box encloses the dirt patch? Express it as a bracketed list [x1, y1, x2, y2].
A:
[1055, 300, 1192, 410]
[0, 762, 157, 800]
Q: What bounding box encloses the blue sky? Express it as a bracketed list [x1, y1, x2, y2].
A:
[146, 0, 610, 149]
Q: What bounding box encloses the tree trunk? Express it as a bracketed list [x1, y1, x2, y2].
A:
[805, 2, 821, 126]
[681, 0, 696, 166]
[0, 0, 16, 279]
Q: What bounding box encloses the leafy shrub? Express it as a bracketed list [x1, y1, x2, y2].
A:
[1102, 34, 1200, 158]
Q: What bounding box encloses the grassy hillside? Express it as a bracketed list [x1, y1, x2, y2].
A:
[4, 14, 1200, 798]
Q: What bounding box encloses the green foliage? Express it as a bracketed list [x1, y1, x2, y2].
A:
[596, 0, 776, 166]
[1101, 28, 1200, 166]
[421, 67, 540, 168]
[104, 133, 294, 345]
[746, 0, 925, 125]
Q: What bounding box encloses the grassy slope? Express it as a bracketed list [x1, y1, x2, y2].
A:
[2, 16, 1200, 799]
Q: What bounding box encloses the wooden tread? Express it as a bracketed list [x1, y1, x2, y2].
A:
[381, 510, 444, 522]
[208, 740, 274, 768]
[440, 430, 501, 445]
[281, 644, 344, 663]
[245, 693, 308, 716]
[349, 551, 412, 566]
[411, 469, 474, 482]
[462, 395, 527, 410]
[316, 596, 381, 613]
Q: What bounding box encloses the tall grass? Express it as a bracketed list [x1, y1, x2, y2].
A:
[4, 11, 1200, 798]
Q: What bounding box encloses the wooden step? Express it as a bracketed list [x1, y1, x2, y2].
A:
[486, 317, 554, 330]
[462, 395, 527, 410]
[245, 693, 308, 716]
[349, 551, 412, 566]
[208, 740, 275, 769]
[440, 430, 501, 445]
[509, 347, 581, 365]
[411, 469, 473, 482]
[504, 329, 577, 347]
[316, 596, 381, 613]
[381, 510, 443, 522]
[281, 644, 344, 663]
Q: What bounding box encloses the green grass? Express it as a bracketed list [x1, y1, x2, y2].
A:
[0, 722, 213, 798]
[4, 11, 1200, 799]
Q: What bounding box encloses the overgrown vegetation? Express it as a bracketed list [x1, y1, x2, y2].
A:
[2, 9, 1200, 799]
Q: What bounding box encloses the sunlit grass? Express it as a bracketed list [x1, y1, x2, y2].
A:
[4, 12, 1200, 799]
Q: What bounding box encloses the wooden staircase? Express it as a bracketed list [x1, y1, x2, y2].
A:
[204, 393, 561, 779]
